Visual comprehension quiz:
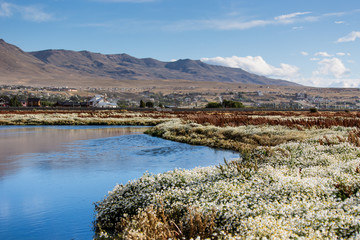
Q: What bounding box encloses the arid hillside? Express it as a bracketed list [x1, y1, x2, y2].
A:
[0, 39, 299, 87]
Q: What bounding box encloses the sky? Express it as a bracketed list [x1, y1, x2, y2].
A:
[0, 0, 360, 88]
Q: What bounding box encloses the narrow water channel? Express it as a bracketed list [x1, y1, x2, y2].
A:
[0, 126, 238, 239]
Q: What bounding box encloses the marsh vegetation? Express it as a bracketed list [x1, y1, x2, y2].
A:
[93, 110, 360, 239]
[1, 109, 360, 239]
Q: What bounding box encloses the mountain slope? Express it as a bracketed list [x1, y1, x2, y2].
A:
[0, 39, 299, 86]
[30, 49, 297, 85]
[0, 39, 60, 75]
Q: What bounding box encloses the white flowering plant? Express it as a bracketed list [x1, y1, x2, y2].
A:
[95, 122, 360, 239]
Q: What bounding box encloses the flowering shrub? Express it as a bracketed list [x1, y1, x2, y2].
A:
[96, 123, 360, 239]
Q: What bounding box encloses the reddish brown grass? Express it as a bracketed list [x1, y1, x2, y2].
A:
[182, 112, 360, 129]
[2, 109, 360, 129]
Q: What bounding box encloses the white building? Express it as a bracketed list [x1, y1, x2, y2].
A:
[89, 95, 117, 108]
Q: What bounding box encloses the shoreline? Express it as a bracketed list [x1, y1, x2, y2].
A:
[1, 110, 360, 238]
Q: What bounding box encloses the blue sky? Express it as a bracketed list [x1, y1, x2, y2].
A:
[1, 0, 360, 87]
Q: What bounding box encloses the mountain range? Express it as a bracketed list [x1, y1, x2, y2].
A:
[0, 39, 299, 87]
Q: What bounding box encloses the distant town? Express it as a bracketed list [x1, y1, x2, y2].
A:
[1, 84, 360, 110]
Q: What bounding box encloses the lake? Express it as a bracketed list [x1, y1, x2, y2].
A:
[0, 126, 239, 239]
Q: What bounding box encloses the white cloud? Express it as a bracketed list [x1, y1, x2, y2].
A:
[313, 57, 350, 78]
[314, 52, 332, 57]
[200, 56, 299, 78]
[222, 12, 312, 30]
[294, 76, 360, 88]
[336, 52, 351, 56]
[22, 6, 52, 22]
[166, 11, 315, 31]
[336, 52, 346, 56]
[162, 10, 355, 32]
[301, 51, 309, 56]
[0, 2, 12, 17]
[337, 31, 360, 43]
[274, 12, 311, 22]
[310, 58, 320, 61]
[0, 2, 52, 22]
[292, 26, 304, 30]
[335, 21, 345, 24]
[206, 19, 269, 30]
[328, 79, 360, 88]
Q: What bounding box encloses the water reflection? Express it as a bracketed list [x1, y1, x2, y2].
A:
[0, 126, 239, 240]
[0, 126, 147, 178]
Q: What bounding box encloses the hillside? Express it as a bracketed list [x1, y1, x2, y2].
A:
[30, 49, 297, 85]
[0, 39, 66, 76]
[0, 39, 299, 87]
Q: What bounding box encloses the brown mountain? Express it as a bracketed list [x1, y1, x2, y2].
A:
[0, 39, 93, 86]
[0, 39, 299, 86]
[0, 39, 63, 76]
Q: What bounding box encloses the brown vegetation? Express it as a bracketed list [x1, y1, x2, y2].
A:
[182, 111, 360, 129]
[3, 109, 360, 129]
[105, 205, 216, 240]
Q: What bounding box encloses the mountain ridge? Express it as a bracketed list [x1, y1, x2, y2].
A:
[0, 39, 299, 87]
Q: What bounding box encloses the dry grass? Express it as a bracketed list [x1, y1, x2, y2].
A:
[0, 110, 178, 125]
[96, 204, 216, 240]
[183, 111, 360, 129]
[2, 109, 360, 128]
[146, 120, 309, 156]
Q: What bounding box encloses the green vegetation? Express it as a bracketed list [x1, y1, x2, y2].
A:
[205, 102, 222, 108]
[222, 99, 244, 108]
[9, 96, 22, 107]
[40, 100, 55, 107]
[309, 107, 318, 113]
[139, 100, 146, 108]
[145, 101, 154, 108]
[205, 99, 244, 108]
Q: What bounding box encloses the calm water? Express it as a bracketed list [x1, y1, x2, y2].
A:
[0, 126, 238, 240]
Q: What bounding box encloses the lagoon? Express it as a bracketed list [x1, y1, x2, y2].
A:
[0, 126, 238, 239]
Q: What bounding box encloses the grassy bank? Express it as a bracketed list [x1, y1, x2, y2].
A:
[0, 111, 175, 125]
[146, 120, 311, 153]
[95, 119, 360, 239]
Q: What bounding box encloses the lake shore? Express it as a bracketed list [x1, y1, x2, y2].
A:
[1, 109, 360, 239]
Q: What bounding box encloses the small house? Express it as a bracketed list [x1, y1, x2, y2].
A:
[27, 98, 41, 107]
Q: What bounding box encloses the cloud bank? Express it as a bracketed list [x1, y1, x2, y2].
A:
[298, 77, 360, 88]
[201, 56, 299, 78]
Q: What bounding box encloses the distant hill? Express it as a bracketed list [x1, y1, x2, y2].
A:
[0, 39, 299, 86]
[0, 39, 67, 76]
